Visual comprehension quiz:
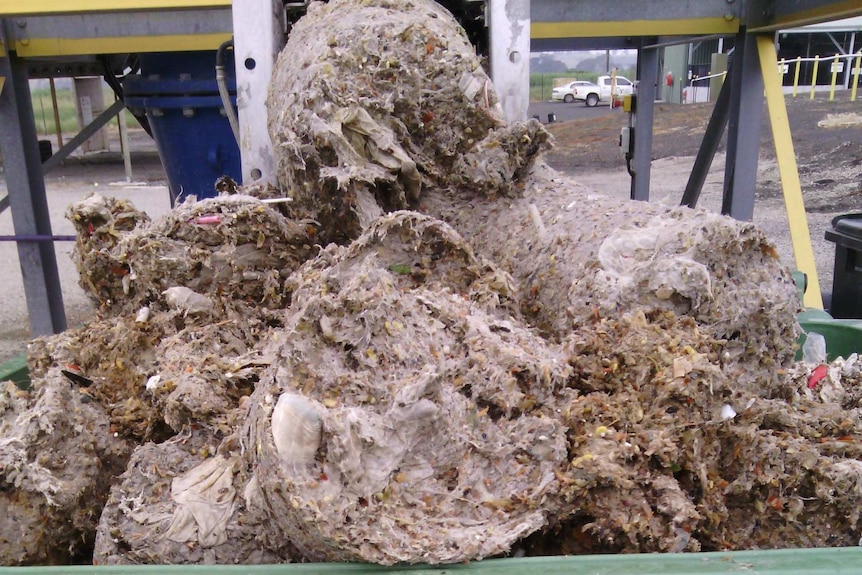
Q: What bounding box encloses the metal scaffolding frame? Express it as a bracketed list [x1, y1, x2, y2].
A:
[0, 28, 67, 336]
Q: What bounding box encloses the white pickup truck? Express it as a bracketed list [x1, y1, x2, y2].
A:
[578, 75, 635, 107]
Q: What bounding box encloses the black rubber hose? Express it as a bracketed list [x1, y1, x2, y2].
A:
[216, 38, 234, 69]
[216, 38, 241, 145]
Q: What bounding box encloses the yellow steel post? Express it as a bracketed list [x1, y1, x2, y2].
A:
[811, 55, 820, 99]
[793, 56, 801, 97]
[829, 54, 839, 101]
[853, 54, 861, 102]
[756, 34, 823, 309]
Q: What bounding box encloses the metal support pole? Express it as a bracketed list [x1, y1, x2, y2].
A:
[73, 77, 109, 153]
[488, 0, 531, 123]
[721, 28, 764, 221]
[49, 77, 63, 147]
[681, 69, 731, 208]
[630, 45, 658, 202]
[117, 104, 132, 182]
[232, 0, 285, 186]
[0, 40, 67, 336]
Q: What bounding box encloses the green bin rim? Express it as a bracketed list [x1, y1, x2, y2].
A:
[0, 354, 29, 389]
[2, 549, 862, 574]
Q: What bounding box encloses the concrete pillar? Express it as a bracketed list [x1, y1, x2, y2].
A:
[488, 0, 530, 124]
[73, 77, 109, 153]
[662, 45, 688, 104]
[710, 52, 728, 101]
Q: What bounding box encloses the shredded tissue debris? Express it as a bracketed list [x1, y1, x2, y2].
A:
[1, 0, 860, 566]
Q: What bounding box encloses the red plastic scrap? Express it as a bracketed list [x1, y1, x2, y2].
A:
[807, 364, 829, 389]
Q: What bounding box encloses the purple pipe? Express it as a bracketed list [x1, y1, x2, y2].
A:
[0, 235, 76, 242]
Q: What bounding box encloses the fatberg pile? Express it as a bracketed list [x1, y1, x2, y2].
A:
[0, 374, 129, 564]
[67, 193, 316, 316]
[241, 213, 574, 564]
[526, 313, 862, 554]
[267, 0, 550, 244]
[12, 195, 309, 564]
[1, 0, 861, 566]
[267, 0, 800, 387]
[421, 168, 801, 394]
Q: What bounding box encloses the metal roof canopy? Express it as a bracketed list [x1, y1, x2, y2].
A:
[748, 0, 862, 31]
[1, 1, 860, 56]
[0, 2, 233, 337]
[531, 0, 862, 51]
[0, 9, 232, 58]
[783, 15, 862, 33]
[0, 0, 230, 16]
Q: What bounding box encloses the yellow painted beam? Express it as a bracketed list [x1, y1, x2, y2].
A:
[13, 33, 232, 57]
[0, 76, 5, 96]
[0, 0, 230, 16]
[853, 54, 862, 102]
[531, 17, 739, 39]
[751, 0, 862, 31]
[756, 34, 823, 310]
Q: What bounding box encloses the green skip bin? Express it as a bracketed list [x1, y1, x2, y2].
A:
[0, 549, 860, 575]
[798, 315, 862, 362]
